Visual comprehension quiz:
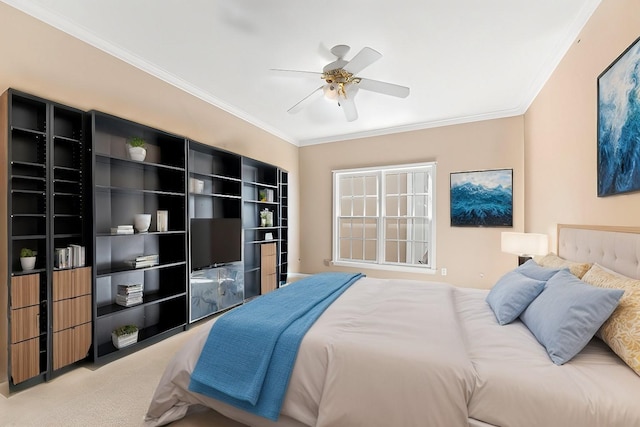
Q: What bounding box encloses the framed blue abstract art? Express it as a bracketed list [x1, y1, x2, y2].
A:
[597, 36, 640, 197]
[450, 168, 513, 227]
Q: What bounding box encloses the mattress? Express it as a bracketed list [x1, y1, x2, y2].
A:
[144, 277, 640, 427]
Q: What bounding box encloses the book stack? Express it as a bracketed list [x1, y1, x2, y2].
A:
[54, 245, 86, 269]
[128, 254, 159, 268]
[116, 283, 143, 307]
[111, 225, 134, 235]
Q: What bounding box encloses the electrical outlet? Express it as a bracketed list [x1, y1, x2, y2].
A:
[441, 268, 447, 276]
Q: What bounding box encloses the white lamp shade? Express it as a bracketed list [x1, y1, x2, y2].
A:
[501, 232, 548, 256]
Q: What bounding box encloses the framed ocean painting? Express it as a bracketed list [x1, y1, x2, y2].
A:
[450, 168, 513, 227]
[597, 36, 640, 197]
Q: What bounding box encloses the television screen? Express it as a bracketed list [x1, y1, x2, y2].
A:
[190, 218, 242, 270]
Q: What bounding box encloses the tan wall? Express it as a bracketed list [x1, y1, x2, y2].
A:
[525, 0, 640, 248]
[299, 117, 525, 288]
[0, 3, 300, 275]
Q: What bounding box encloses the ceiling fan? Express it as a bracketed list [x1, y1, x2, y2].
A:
[272, 45, 410, 122]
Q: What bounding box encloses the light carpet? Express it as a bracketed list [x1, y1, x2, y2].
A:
[0, 320, 245, 427]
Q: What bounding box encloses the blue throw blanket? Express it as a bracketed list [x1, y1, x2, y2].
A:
[188, 272, 363, 420]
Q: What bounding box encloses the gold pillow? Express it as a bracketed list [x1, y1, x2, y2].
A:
[534, 253, 592, 278]
[581, 263, 640, 376]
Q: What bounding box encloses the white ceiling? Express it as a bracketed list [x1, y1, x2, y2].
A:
[3, 0, 600, 146]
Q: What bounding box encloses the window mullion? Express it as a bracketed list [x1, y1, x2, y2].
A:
[378, 171, 384, 265]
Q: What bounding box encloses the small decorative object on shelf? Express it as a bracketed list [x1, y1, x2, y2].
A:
[19, 247, 36, 271]
[54, 245, 86, 269]
[156, 210, 168, 232]
[259, 188, 274, 202]
[127, 137, 146, 161]
[112, 324, 139, 349]
[111, 225, 134, 235]
[127, 254, 159, 268]
[115, 283, 144, 307]
[134, 214, 152, 232]
[189, 177, 204, 194]
[260, 208, 273, 227]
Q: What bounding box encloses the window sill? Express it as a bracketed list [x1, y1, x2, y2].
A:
[331, 260, 437, 275]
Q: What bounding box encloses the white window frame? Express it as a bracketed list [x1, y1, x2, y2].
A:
[332, 162, 436, 274]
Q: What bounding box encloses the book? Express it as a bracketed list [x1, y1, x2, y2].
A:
[117, 284, 143, 294]
[111, 227, 134, 234]
[115, 295, 143, 307]
[116, 283, 144, 307]
[135, 254, 159, 262]
[54, 245, 86, 269]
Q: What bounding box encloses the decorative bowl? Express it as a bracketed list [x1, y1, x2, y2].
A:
[134, 214, 152, 232]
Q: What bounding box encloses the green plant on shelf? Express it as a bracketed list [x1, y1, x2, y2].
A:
[113, 324, 138, 337]
[20, 247, 34, 258]
[127, 137, 146, 148]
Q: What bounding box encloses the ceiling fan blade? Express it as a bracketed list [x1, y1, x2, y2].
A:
[357, 78, 410, 98]
[270, 68, 323, 79]
[287, 86, 324, 114]
[340, 96, 358, 122]
[330, 44, 350, 59]
[343, 47, 382, 75]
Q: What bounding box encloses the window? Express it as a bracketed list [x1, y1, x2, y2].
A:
[332, 162, 436, 272]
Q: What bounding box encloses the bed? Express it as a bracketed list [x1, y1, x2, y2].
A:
[144, 224, 640, 427]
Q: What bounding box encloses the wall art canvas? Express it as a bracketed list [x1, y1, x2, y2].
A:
[450, 169, 513, 227]
[597, 36, 640, 197]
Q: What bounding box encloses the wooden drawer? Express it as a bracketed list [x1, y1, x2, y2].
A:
[261, 242, 277, 294]
[53, 322, 92, 370]
[53, 266, 92, 301]
[11, 305, 39, 343]
[53, 295, 92, 332]
[11, 338, 39, 384]
[11, 274, 39, 309]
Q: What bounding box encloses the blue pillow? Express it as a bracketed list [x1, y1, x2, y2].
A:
[520, 270, 624, 365]
[486, 270, 546, 325]
[516, 259, 564, 281]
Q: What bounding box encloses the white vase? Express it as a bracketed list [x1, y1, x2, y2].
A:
[134, 214, 152, 232]
[20, 256, 36, 271]
[128, 146, 146, 161]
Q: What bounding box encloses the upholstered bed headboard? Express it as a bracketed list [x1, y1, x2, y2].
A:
[557, 224, 640, 280]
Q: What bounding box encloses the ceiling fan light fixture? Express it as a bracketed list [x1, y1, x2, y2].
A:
[323, 83, 340, 100]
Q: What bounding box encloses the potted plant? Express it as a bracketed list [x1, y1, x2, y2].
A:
[19, 247, 36, 271]
[127, 137, 146, 161]
[112, 324, 139, 349]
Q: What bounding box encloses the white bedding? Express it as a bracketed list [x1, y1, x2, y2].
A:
[144, 277, 640, 427]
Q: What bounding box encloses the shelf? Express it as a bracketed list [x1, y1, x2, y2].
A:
[244, 226, 280, 231]
[94, 185, 184, 197]
[11, 213, 46, 218]
[11, 125, 46, 137]
[96, 323, 185, 360]
[95, 153, 185, 173]
[53, 165, 82, 173]
[244, 199, 279, 205]
[53, 233, 82, 239]
[53, 135, 81, 144]
[11, 234, 46, 240]
[11, 189, 45, 196]
[190, 170, 241, 183]
[245, 239, 282, 244]
[244, 181, 278, 189]
[96, 230, 185, 238]
[190, 192, 241, 199]
[11, 174, 45, 182]
[96, 291, 187, 318]
[11, 268, 46, 277]
[96, 260, 186, 277]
